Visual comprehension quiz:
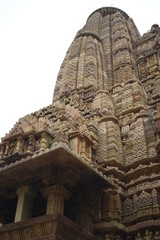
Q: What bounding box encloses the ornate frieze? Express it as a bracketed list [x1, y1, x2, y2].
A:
[0, 6, 160, 240]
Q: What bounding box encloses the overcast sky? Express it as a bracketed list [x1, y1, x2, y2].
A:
[0, 0, 160, 140]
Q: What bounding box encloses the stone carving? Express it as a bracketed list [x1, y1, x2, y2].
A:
[0, 6, 160, 240]
[135, 233, 143, 240]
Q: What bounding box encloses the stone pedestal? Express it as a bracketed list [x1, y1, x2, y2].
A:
[42, 185, 70, 215]
[15, 186, 36, 222]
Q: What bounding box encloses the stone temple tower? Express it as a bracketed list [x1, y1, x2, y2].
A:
[0, 6, 160, 240]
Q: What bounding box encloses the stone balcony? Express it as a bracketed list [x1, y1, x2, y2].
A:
[0, 214, 97, 240]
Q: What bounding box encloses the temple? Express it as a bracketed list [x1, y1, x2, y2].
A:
[0, 6, 160, 240]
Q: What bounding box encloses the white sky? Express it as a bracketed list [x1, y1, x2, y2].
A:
[0, 0, 160, 140]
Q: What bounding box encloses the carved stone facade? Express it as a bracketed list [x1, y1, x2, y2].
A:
[0, 6, 160, 240]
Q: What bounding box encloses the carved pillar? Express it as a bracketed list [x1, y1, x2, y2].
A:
[135, 232, 143, 240]
[42, 185, 70, 215]
[4, 141, 9, 156]
[88, 144, 92, 160]
[80, 138, 86, 156]
[0, 145, 4, 160]
[27, 134, 35, 153]
[15, 136, 24, 154]
[144, 230, 153, 240]
[40, 132, 48, 151]
[15, 186, 36, 222]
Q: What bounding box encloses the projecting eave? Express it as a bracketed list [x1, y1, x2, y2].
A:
[0, 143, 116, 190]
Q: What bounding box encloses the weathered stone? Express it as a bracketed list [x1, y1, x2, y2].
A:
[0, 6, 160, 240]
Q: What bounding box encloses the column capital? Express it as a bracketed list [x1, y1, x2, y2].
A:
[16, 185, 36, 196]
[42, 185, 70, 215]
[42, 184, 70, 200]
